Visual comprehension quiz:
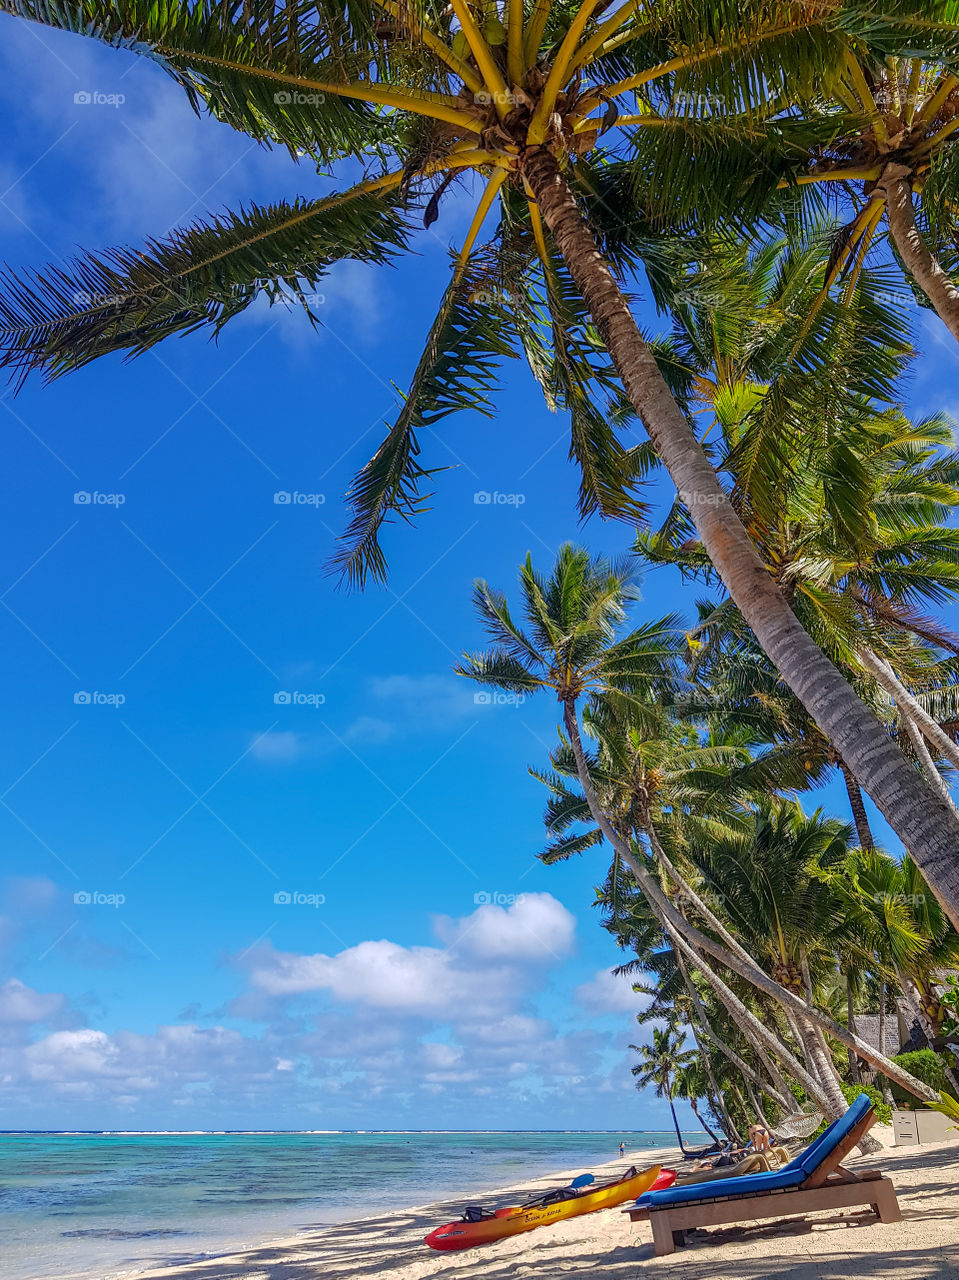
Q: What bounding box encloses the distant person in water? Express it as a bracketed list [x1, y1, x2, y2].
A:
[619, 1141, 626, 1157]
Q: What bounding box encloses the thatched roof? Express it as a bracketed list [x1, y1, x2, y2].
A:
[854, 1014, 905, 1057]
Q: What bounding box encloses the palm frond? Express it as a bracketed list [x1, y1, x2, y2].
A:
[332, 251, 517, 586]
[0, 184, 409, 385]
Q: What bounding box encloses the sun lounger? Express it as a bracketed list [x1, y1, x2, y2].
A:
[624, 1094, 900, 1256]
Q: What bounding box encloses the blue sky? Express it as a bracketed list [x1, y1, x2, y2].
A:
[0, 18, 957, 1133]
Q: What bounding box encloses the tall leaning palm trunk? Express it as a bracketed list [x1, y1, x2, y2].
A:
[522, 148, 959, 926]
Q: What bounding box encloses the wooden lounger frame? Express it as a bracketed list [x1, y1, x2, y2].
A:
[624, 1108, 901, 1256]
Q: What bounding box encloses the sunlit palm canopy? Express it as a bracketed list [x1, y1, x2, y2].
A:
[688, 800, 859, 991]
[0, 0, 872, 584]
[761, 3, 959, 325]
[634, 235, 959, 671]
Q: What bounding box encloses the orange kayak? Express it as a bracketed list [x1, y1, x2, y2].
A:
[425, 1164, 671, 1251]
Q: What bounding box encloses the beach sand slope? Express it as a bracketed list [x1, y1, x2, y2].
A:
[131, 1136, 959, 1280]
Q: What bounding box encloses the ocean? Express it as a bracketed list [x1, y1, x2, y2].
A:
[0, 1129, 693, 1279]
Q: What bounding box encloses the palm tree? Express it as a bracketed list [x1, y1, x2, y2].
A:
[672, 1058, 723, 1143]
[458, 543, 938, 1102]
[597, 854, 799, 1126]
[631, 1025, 696, 1151]
[4, 3, 959, 898]
[690, 801, 865, 1111]
[640, 244, 959, 889]
[777, 23, 959, 345]
[841, 847, 959, 1055]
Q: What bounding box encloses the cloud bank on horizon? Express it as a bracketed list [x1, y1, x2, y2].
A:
[1, 888, 656, 1129]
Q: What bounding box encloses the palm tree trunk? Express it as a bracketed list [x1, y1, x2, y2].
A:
[744, 1077, 771, 1130]
[839, 759, 874, 850]
[797, 960, 874, 1147]
[677, 949, 791, 1109]
[660, 912, 842, 1119]
[701, 1021, 790, 1112]
[660, 1085, 686, 1157]
[881, 163, 959, 344]
[847, 973, 862, 1084]
[679, 978, 747, 1133]
[522, 143, 959, 927]
[900, 711, 959, 816]
[711, 1086, 744, 1145]
[666, 1093, 686, 1151]
[689, 1096, 722, 1143]
[560, 698, 938, 1101]
[647, 819, 833, 1100]
[736, 1012, 795, 1104]
[877, 983, 895, 1107]
[860, 648, 959, 774]
[800, 956, 846, 1091]
[794, 1014, 847, 1115]
[729, 1081, 752, 1135]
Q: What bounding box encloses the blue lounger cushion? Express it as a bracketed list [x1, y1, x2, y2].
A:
[635, 1165, 804, 1207]
[636, 1094, 872, 1210]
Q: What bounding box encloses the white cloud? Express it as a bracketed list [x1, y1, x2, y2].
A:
[575, 968, 650, 1015]
[0, 979, 66, 1025]
[245, 893, 575, 1015]
[26, 1028, 118, 1079]
[249, 938, 469, 1011]
[343, 674, 477, 744]
[21, 1024, 275, 1093]
[433, 893, 576, 961]
[248, 730, 305, 763]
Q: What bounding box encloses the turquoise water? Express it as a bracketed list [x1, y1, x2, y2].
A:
[0, 1130, 691, 1278]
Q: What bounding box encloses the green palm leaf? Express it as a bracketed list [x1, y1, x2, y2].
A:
[0, 186, 409, 384]
[333, 259, 517, 586]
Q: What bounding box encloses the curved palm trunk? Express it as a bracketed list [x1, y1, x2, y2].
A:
[560, 698, 938, 1101]
[839, 760, 874, 851]
[800, 957, 845, 1092]
[794, 1014, 848, 1117]
[649, 827, 819, 1106]
[795, 957, 869, 1141]
[660, 910, 840, 1118]
[679, 990, 742, 1140]
[882, 164, 959, 344]
[901, 711, 959, 815]
[741, 1008, 795, 1107]
[744, 1077, 771, 1130]
[522, 145, 959, 928]
[860, 648, 959, 774]
[666, 1092, 688, 1152]
[689, 1095, 722, 1143]
[710, 1083, 744, 1145]
[676, 948, 790, 1110]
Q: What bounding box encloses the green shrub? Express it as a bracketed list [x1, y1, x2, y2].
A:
[840, 1081, 891, 1125]
[881, 1049, 949, 1106]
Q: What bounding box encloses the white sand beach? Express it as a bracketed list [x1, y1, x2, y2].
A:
[128, 1130, 959, 1280]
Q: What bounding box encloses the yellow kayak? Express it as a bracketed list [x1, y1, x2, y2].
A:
[425, 1163, 667, 1251]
